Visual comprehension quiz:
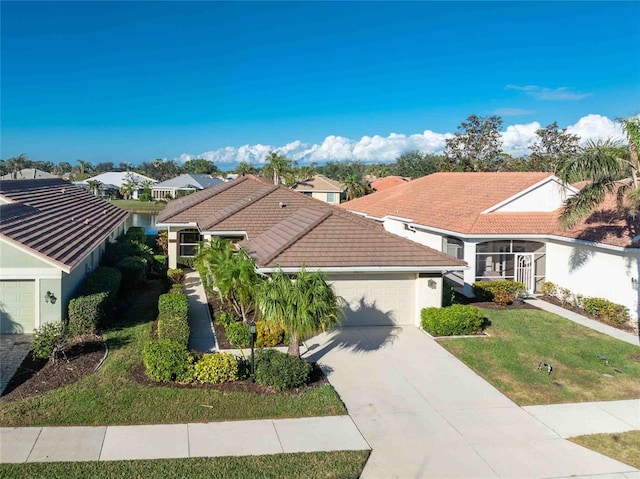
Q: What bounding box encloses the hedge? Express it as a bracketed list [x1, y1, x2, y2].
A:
[142, 339, 194, 382]
[158, 293, 189, 320]
[116, 256, 147, 289]
[157, 292, 190, 347]
[472, 280, 526, 306]
[582, 297, 630, 325]
[421, 305, 484, 336]
[80, 267, 122, 312]
[125, 226, 147, 244]
[68, 292, 108, 336]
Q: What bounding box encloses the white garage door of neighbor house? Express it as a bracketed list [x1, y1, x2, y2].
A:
[0, 280, 36, 334]
[329, 273, 416, 326]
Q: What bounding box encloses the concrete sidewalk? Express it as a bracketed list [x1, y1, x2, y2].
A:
[183, 269, 216, 353]
[524, 399, 640, 438]
[0, 416, 369, 464]
[526, 298, 639, 346]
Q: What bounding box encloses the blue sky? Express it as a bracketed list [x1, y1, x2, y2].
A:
[2, 1, 639, 166]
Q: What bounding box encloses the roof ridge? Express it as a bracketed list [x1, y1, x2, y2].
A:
[199, 184, 278, 230]
[258, 208, 332, 265]
[159, 176, 251, 221]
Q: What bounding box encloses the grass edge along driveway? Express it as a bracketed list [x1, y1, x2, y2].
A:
[570, 431, 640, 470]
[439, 308, 640, 406]
[0, 281, 346, 427]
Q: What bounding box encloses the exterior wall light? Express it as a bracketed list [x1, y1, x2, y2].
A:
[45, 291, 57, 304]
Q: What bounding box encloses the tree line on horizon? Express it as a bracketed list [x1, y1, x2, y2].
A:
[2, 114, 638, 227]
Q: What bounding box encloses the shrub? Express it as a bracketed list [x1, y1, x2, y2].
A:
[217, 311, 236, 328]
[177, 256, 196, 268]
[116, 256, 147, 289]
[226, 321, 251, 347]
[558, 287, 572, 305]
[156, 231, 168, 254]
[138, 192, 152, 202]
[67, 292, 108, 336]
[169, 284, 184, 294]
[472, 280, 526, 306]
[540, 281, 557, 297]
[142, 339, 193, 382]
[83, 267, 122, 297]
[158, 293, 189, 320]
[157, 316, 190, 347]
[442, 278, 456, 307]
[32, 322, 67, 360]
[254, 349, 311, 391]
[194, 353, 239, 383]
[255, 321, 285, 347]
[151, 254, 168, 276]
[125, 226, 147, 244]
[421, 305, 484, 336]
[582, 297, 630, 325]
[167, 268, 185, 285]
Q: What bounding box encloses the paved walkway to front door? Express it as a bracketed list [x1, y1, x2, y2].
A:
[0, 334, 32, 396]
[304, 326, 638, 479]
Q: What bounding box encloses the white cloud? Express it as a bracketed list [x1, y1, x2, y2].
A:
[177, 114, 625, 165]
[505, 84, 590, 101]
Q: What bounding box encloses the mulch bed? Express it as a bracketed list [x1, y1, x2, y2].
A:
[0, 339, 106, 404]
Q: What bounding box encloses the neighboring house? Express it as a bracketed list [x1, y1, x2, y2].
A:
[370, 176, 409, 192]
[291, 175, 345, 205]
[151, 174, 224, 200]
[0, 178, 129, 334]
[76, 171, 157, 199]
[341, 172, 640, 320]
[0, 169, 58, 180]
[157, 175, 465, 326]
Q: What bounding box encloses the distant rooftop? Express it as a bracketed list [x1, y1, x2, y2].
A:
[0, 169, 58, 180]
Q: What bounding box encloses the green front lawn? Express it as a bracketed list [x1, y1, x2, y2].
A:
[570, 431, 640, 469]
[440, 308, 640, 405]
[0, 451, 370, 479]
[0, 281, 346, 427]
[110, 200, 166, 213]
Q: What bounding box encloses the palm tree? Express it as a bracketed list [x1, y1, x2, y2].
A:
[119, 172, 139, 200]
[343, 174, 371, 201]
[74, 159, 94, 180]
[262, 152, 293, 185]
[86, 179, 102, 196]
[257, 268, 344, 357]
[195, 238, 260, 322]
[556, 117, 639, 228]
[236, 161, 257, 177]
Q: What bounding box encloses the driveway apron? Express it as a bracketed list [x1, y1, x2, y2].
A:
[305, 326, 637, 479]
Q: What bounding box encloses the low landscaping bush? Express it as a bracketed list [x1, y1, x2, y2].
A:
[442, 278, 456, 307]
[194, 353, 239, 383]
[158, 293, 189, 320]
[255, 320, 285, 347]
[226, 321, 251, 348]
[31, 322, 67, 361]
[169, 284, 184, 294]
[157, 316, 190, 347]
[472, 280, 526, 306]
[125, 226, 147, 244]
[217, 311, 236, 328]
[67, 292, 108, 336]
[540, 281, 557, 297]
[177, 256, 196, 268]
[151, 254, 168, 276]
[421, 304, 484, 336]
[167, 268, 185, 284]
[116, 256, 147, 289]
[254, 349, 312, 391]
[157, 292, 190, 346]
[582, 297, 630, 325]
[142, 339, 194, 382]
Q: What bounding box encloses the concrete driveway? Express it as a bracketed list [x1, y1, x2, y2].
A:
[0, 334, 32, 395]
[304, 327, 637, 479]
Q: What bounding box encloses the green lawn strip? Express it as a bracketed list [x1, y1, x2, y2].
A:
[439, 308, 640, 405]
[570, 431, 640, 469]
[109, 200, 166, 213]
[0, 281, 346, 427]
[0, 451, 370, 479]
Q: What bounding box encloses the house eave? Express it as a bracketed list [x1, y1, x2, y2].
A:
[255, 265, 468, 274]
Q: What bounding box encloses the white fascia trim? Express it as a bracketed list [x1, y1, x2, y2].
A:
[0, 236, 69, 273]
[201, 231, 248, 238]
[385, 214, 415, 223]
[0, 268, 62, 280]
[156, 222, 199, 228]
[481, 176, 578, 214]
[345, 211, 385, 222]
[256, 265, 468, 274]
[404, 222, 633, 254]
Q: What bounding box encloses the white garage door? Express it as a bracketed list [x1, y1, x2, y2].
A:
[329, 273, 416, 326]
[0, 280, 36, 334]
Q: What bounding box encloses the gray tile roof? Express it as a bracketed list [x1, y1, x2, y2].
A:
[0, 178, 129, 271]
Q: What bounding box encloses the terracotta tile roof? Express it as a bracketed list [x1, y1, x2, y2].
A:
[159, 175, 465, 270]
[341, 172, 639, 248]
[291, 175, 345, 192]
[370, 176, 409, 192]
[0, 178, 129, 271]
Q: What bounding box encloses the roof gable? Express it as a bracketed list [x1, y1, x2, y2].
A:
[292, 175, 345, 192]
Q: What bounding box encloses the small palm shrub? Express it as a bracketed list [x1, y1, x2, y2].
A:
[226, 321, 251, 347]
[142, 339, 193, 382]
[254, 349, 312, 391]
[167, 268, 185, 285]
[194, 353, 239, 383]
[472, 280, 526, 306]
[31, 322, 67, 361]
[582, 297, 630, 325]
[421, 305, 484, 336]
